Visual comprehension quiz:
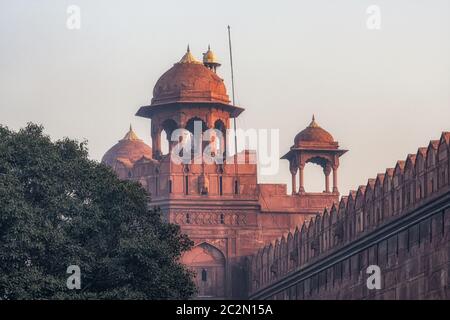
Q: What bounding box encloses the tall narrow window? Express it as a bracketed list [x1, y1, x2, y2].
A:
[185, 176, 189, 195]
[219, 176, 223, 195]
[201, 269, 207, 282]
[186, 213, 190, 224]
[169, 179, 172, 194]
[220, 213, 225, 224]
[234, 179, 239, 194]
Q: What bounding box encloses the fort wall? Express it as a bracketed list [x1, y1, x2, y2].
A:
[248, 132, 450, 300]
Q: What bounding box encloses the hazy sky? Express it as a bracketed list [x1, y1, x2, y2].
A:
[1, 0, 449, 196]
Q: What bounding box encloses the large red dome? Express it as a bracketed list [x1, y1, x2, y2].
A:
[102, 127, 152, 168]
[151, 49, 230, 106]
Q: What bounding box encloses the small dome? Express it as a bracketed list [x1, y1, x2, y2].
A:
[102, 126, 152, 168]
[203, 45, 220, 65]
[151, 47, 229, 105]
[294, 116, 335, 146]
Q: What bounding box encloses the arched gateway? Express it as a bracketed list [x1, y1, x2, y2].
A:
[181, 243, 226, 298]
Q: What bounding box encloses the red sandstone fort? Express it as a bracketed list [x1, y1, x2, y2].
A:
[102, 47, 450, 299]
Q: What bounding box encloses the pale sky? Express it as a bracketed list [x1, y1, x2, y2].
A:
[1, 0, 449, 196]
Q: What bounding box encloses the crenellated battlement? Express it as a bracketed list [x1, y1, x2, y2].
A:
[248, 131, 450, 297]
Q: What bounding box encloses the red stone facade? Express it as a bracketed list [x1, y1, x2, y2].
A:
[248, 132, 450, 300]
[102, 47, 345, 299]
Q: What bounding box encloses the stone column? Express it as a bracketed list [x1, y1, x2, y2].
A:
[210, 131, 217, 159]
[324, 165, 331, 193]
[290, 164, 298, 195]
[152, 126, 162, 159]
[332, 166, 338, 193]
[219, 130, 226, 161]
[298, 164, 305, 193]
[168, 131, 174, 153]
[193, 121, 204, 163]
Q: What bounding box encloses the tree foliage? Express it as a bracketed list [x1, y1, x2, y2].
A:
[0, 123, 195, 299]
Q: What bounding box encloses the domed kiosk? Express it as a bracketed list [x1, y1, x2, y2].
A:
[282, 116, 347, 194]
[136, 46, 244, 159]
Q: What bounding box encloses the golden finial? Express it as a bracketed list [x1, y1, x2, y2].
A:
[178, 45, 201, 64]
[122, 125, 140, 141]
[309, 114, 319, 128]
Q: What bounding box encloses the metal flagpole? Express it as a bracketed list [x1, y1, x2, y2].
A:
[228, 25, 239, 194]
[227, 25, 238, 157]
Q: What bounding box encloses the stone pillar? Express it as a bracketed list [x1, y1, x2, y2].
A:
[209, 127, 224, 160]
[193, 121, 204, 163]
[290, 165, 298, 195]
[152, 126, 162, 159]
[168, 132, 174, 154]
[298, 164, 305, 193]
[212, 132, 218, 157]
[332, 166, 338, 193]
[291, 173, 297, 195]
[219, 130, 226, 161]
[324, 165, 331, 193]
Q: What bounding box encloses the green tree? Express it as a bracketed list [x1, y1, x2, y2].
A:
[0, 123, 195, 299]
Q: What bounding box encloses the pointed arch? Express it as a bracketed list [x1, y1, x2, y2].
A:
[355, 186, 366, 233]
[426, 141, 439, 195]
[181, 242, 226, 298]
[346, 191, 357, 241]
[365, 179, 375, 229]
[404, 154, 417, 208]
[438, 133, 450, 189]
[160, 119, 179, 155]
[382, 168, 394, 218]
[393, 161, 405, 215]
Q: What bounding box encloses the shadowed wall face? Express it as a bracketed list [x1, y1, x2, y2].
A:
[248, 133, 450, 300]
